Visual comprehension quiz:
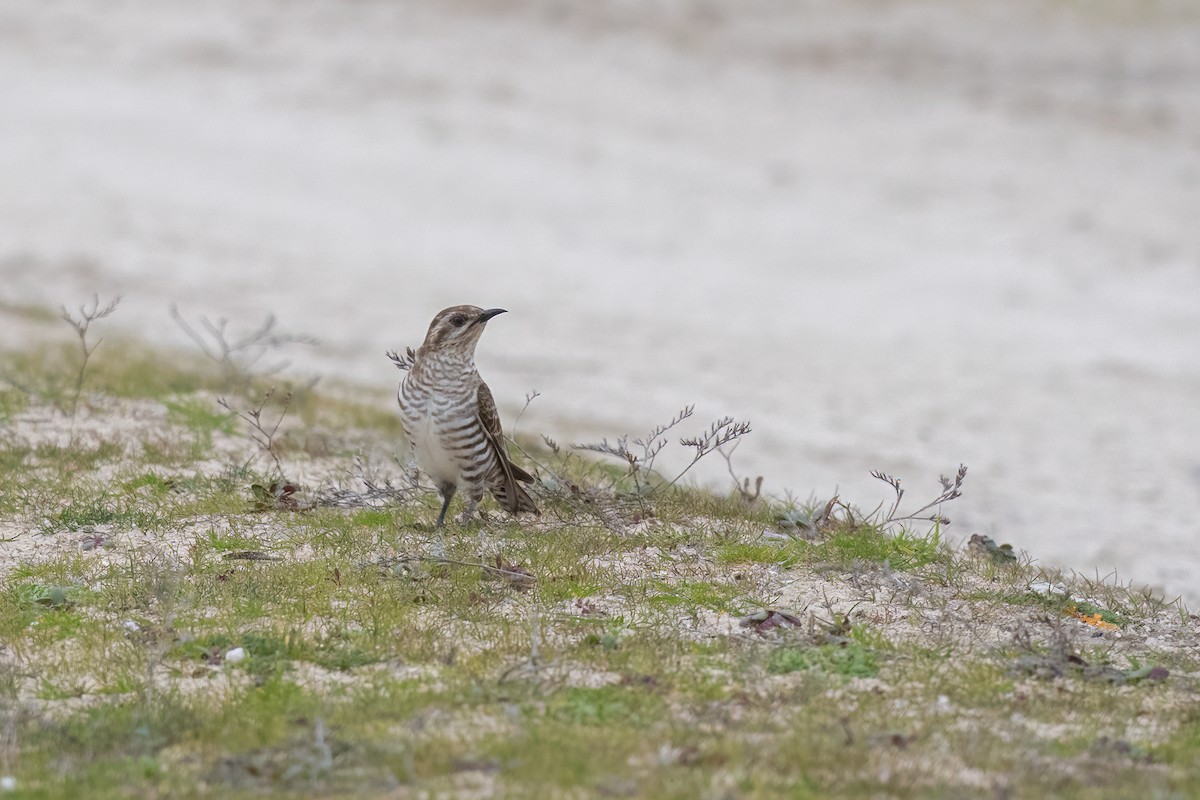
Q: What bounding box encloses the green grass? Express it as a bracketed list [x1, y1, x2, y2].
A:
[715, 540, 799, 566]
[0, 326, 1197, 799]
[767, 641, 880, 679]
[645, 578, 746, 613]
[819, 523, 944, 570]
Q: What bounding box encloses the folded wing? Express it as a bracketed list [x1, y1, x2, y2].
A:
[476, 382, 539, 515]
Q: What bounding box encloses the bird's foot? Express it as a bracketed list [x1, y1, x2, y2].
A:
[458, 498, 482, 527]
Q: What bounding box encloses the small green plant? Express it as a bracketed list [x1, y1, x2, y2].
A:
[46, 498, 157, 533]
[768, 642, 879, 679]
[203, 526, 263, 552]
[11, 582, 82, 611]
[715, 541, 797, 566]
[54, 500, 120, 530]
[820, 523, 943, 570]
[646, 579, 744, 613]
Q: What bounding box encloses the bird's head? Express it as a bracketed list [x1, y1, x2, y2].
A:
[420, 305, 507, 356]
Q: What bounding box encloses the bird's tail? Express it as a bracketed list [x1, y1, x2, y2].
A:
[509, 482, 539, 516]
[491, 462, 539, 516]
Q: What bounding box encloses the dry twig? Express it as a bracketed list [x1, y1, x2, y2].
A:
[172, 305, 316, 386]
[60, 294, 121, 420]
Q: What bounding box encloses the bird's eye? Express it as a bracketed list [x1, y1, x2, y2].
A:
[449, 314, 467, 328]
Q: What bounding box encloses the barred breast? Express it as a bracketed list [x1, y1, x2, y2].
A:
[398, 357, 496, 492]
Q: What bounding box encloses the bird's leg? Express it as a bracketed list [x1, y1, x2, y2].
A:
[459, 491, 482, 527]
[434, 483, 456, 529]
[431, 483, 456, 560]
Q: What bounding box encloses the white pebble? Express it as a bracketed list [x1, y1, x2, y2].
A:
[122, 620, 140, 633]
[1, 776, 15, 792]
[225, 647, 246, 664]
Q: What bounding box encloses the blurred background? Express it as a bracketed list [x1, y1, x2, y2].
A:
[2, 0, 1198, 599]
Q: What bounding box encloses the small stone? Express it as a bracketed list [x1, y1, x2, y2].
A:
[122, 620, 140, 633]
[225, 647, 246, 664]
[0, 776, 15, 792]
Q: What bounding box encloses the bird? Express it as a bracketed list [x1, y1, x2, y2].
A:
[396, 305, 539, 528]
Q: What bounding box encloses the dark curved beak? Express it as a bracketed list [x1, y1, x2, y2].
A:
[474, 308, 507, 326]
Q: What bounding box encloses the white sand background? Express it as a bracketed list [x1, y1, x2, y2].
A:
[2, 1, 1199, 600]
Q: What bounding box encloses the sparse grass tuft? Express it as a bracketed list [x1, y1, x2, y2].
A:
[820, 522, 944, 570]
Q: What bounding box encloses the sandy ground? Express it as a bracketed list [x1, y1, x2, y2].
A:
[1, 0, 1199, 600]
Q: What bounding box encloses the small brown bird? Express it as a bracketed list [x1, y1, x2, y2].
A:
[396, 305, 538, 527]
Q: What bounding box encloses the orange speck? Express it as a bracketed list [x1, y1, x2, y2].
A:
[1069, 608, 1119, 631]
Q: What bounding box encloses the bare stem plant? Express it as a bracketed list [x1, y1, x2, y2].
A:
[171, 305, 317, 388]
[512, 390, 540, 440]
[719, 440, 764, 505]
[315, 453, 425, 508]
[574, 405, 752, 496]
[219, 389, 292, 479]
[869, 464, 968, 530]
[670, 416, 753, 490]
[60, 294, 121, 420]
[575, 405, 695, 494]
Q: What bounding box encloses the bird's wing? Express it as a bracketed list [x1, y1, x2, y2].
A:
[509, 461, 536, 484]
[476, 381, 507, 451]
[476, 381, 532, 512]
